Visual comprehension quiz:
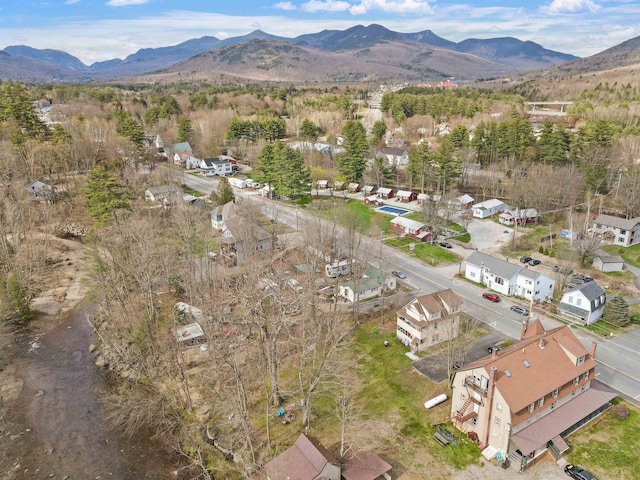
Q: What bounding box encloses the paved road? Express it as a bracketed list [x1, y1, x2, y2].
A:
[176, 169, 640, 405]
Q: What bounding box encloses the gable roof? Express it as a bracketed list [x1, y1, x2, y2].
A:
[460, 325, 596, 413]
[202, 156, 231, 167]
[594, 213, 640, 231]
[342, 451, 392, 480]
[210, 201, 240, 221]
[472, 198, 504, 209]
[172, 142, 192, 153]
[265, 434, 338, 480]
[390, 216, 425, 231]
[465, 251, 522, 280]
[594, 249, 623, 264]
[567, 281, 606, 302]
[222, 217, 271, 243]
[399, 289, 462, 326]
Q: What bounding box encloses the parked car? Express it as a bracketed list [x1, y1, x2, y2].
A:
[453, 361, 464, 369]
[528, 258, 541, 266]
[553, 265, 573, 275]
[487, 345, 503, 353]
[564, 464, 597, 480]
[520, 256, 532, 263]
[510, 305, 529, 316]
[391, 270, 407, 279]
[482, 292, 500, 302]
[438, 241, 453, 248]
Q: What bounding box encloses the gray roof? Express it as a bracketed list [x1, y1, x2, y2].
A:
[595, 249, 623, 264]
[573, 281, 606, 301]
[594, 214, 640, 231]
[517, 268, 539, 280]
[465, 251, 522, 279]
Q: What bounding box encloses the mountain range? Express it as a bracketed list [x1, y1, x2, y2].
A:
[0, 24, 634, 84]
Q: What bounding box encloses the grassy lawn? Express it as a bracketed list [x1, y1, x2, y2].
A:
[352, 321, 481, 471]
[603, 243, 640, 268]
[385, 237, 461, 266]
[566, 401, 640, 480]
[306, 197, 393, 234]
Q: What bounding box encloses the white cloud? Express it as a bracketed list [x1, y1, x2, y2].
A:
[349, 0, 432, 15]
[273, 1, 297, 10]
[65, 0, 81, 4]
[106, 0, 149, 6]
[300, 1, 351, 13]
[544, 0, 601, 14]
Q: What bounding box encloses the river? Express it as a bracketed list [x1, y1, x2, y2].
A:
[0, 303, 178, 479]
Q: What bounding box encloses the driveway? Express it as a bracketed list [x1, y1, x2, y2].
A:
[412, 328, 508, 383]
[466, 219, 519, 254]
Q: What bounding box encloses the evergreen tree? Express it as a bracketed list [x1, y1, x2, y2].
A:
[408, 142, 435, 193]
[433, 136, 462, 196]
[85, 164, 131, 226]
[2, 273, 33, 325]
[367, 155, 394, 188]
[177, 116, 193, 143]
[601, 294, 630, 327]
[336, 121, 368, 183]
[212, 177, 235, 206]
[299, 118, 321, 141]
[254, 141, 311, 200]
[537, 121, 573, 164]
[449, 124, 469, 149]
[370, 120, 387, 146]
[0, 81, 47, 139]
[119, 117, 145, 148]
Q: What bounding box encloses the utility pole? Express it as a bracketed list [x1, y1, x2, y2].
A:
[380, 230, 385, 325]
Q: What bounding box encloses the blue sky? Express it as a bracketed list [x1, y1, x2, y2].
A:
[0, 0, 638, 65]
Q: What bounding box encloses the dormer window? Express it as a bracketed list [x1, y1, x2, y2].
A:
[529, 402, 535, 413]
[553, 388, 559, 398]
[538, 396, 545, 408]
[573, 376, 580, 386]
[583, 371, 589, 380]
[577, 356, 585, 366]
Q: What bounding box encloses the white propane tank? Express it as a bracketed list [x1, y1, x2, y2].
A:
[424, 393, 448, 409]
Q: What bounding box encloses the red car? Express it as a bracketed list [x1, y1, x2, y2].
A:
[482, 292, 500, 302]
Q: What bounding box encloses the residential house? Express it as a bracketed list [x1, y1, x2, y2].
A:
[155, 134, 165, 155]
[377, 187, 394, 200]
[557, 282, 607, 325]
[592, 250, 624, 272]
[390, 217, 431, 242]
[464, 251, 555, 302]
[144, 184, 181, 202]
[364, 195, 382, 207]
[210, 201, 240, 232]
[26, 180, 56, 201]
[219, 217, 273, 266]
[363, 185, 377, 196]
[454, 194, 474, 210]
[396, 289, 462, 352]
[265, 433, 340, 480]
[348, 182, 361, 193]
[591, 214, 640, 247]
[185, 155, 200, 169]
[333, 181, 345, 191]
[172, 142, 193, 166]
[338, 266, 396, 303]
[342, 451, 392, 480]
[450, 320, 616, 472]
[175, 302, 204, 322]
[317, 180, 329, 190]
[199, 156, 232, 177]
[396, 190, 417, 203]
[499, 208, 539, 226]
[472, 199, 506, 219]
[374, 146, 409, 167]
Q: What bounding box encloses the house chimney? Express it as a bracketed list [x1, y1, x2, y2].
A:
[539, 337, 546, 349]
[590, 341, 597, 359]
[483, 366, 498, 446]
[520, 319, 528, 339]
[492, 348, 498, 359]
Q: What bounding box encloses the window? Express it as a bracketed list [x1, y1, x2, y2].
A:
[432, 334, 440, 342]
[460, 393, 466, 401]
[577, 356, 585, 365]
[620, 229, 627, 234]
[574, 376, 580, 386]
[470, 271, 476, 278]
[581, 385, 586, 392]
[571, 390, 576, 398]
[576, 298, 582, 306]
[472, 418, 477, 426]
[496, 402, 503, 413]
[529, 402, 535, 413]
[584, 371, 589, 380]
[550, 402, 556, 410]
[553, 388, 559, 398]
[618, 237, 625, 243]
[495, 417, 501, 426]
[495, 277, 504, 285]
[568, 296, 574, 303]
[538, 397, 545, 408]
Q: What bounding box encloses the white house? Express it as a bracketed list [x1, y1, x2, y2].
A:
[185, 155, 201, 169]
[464, 251, 555, 302]
[558, 282, 607, 325]
[338, 266, 396, 303]
[144, 184, 181, 202]
[472, 199, 506, 219]
[374, 146, 409, 167]
[396, 289, 462, 352]
[499, 208, 539, 226]
[172, 142, 193, 166]
[591, 214, 640, 247]
[210, 201, 240, 232]
[199, 157, 232, 177]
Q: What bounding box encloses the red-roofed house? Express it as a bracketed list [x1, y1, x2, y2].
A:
[265, 434, 340, 480]
[342, 451, 392, 480]
[449, 319, 616, 472]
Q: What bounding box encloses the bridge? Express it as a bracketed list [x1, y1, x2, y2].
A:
[525, 101, 573, 117]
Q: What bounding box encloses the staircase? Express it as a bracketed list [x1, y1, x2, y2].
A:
[455, 397, 478, 422]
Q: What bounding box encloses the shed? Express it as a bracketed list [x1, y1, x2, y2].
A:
[363, 185, 377, 195]
[364, 195, 381, 206]
[173, 322, 206, 348]
[592, 251, 624, 272]
[348, 182, 361, 193]
[377, 187, 393, 199]
[333, 181, 345, 191]
[342, 451, 392, 480]
[317, 180, 328, 189]
[396, 190, 416, 202]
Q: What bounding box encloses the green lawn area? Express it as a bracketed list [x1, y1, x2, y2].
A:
[603, 243, 640, 268]
[567, 401, 640, 480]
[352, 322, 481, 471]
[385, 237, 461, 266]
[306, 197, 393, 234]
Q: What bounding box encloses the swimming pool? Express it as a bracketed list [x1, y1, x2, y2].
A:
[377, 205, 410, 216]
